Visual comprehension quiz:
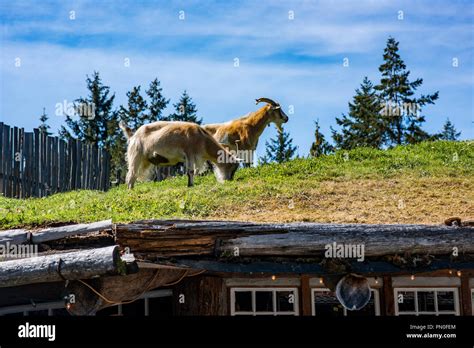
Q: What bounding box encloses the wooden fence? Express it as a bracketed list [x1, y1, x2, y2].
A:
[0, 123, 110, 198]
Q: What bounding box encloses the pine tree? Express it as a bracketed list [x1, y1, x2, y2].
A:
[439, 118, 461, 140]
[59, 71, 117, 151]
[119, 86, 148, 129]
[38, 107, 51, 135]
[310, 120, 333, 157]
[375, 37, 439, 146]
[59, 71, 120, 181]
[168, 90, 201, 124]
[263, 128, 297, 163]
[147, 78, 169, 121]
[331, 77, 385, 149]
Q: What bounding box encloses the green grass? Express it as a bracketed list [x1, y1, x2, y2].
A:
[0, 140, 472, 228]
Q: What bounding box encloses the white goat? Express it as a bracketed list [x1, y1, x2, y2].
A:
[120, 121, 240, 188]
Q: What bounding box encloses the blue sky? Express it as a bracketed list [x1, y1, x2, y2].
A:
[1, 0, 473, 158]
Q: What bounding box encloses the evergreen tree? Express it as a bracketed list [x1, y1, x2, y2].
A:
[38, 107, 51, 135]
[168, 90, 201, 124]
[147, 78, 169, 121]
[263, 128, 297, 163]
[59, 71, 121, 181]
[118, 86, 148, 130]
[310, 120, 333, 157]
[331, 77, 386, 149]
[59, 71, 117, 151]
[439, 118, 461, 140]
[375, 37, 439, 146]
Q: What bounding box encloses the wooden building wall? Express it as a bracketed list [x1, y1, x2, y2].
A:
[173, 275, 228, 316]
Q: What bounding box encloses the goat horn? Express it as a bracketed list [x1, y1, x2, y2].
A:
[255, 97, 279, 107]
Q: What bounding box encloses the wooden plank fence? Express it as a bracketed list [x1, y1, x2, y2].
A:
[0, 123, 110, 198]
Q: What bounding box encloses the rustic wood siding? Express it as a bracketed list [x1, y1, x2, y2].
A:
[173, 276, 228, 316]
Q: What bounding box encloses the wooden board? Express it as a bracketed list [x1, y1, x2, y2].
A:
[115, 220, 474, 258]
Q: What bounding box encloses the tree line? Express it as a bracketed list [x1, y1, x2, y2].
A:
[37, 36, 461, 181]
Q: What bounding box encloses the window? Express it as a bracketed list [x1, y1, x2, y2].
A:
[96, 289, 173, 316]
[230, 288, 299, 316]
[311, 288, 380, 317]
[0, 301, 66, 316]
[394, 288, 459, 315]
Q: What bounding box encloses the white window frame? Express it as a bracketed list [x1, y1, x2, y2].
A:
[394, 288, 460, 316]
[311, 288, 380, 316]
[230, 287, 299, 316]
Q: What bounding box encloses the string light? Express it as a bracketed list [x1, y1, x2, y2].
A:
[319, 277, 324, 284]
[456, 270, 462, 277]
[374, 277, 379, 285]
[271, 275, 276, 281]
[410, 274, 415, 280]
[448, 270, 453, 275]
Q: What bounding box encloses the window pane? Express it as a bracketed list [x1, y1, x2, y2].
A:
[234, 291, 252, 312]
[417, 291, 435, 312]
[437, 291, 455, 312]
[314, 291, 344, 317]
[255, 291, 273, 312]
[96, 305, 120, 316]
[346, 292, 375, 316]
[148, 296, 173, 317]
[397, 291, 415, 312]
[276, 291, 294, 312]
[121, 299, 145, 316]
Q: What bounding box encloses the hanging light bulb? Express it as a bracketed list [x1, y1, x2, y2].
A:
[410, 274, 415, 280]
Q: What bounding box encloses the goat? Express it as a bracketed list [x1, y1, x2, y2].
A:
[202, 97, 289, 173]
[120, 121, 241, 188]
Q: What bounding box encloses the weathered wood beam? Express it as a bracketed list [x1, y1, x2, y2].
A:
[0, 229, 30, 245]
[114, 220, 282, 257]
[0, 219, 112, 245]
[169, 259, 474, 275]
[0, 245, 134, 288]
[115, 220, 474, 258]
[218, 223, 474, 257]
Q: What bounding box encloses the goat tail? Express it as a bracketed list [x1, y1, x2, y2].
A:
[119, 120, 134, 140]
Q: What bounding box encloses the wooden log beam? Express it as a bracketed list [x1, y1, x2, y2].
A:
[114, 220, 282, 257]
[0, 245, 134, 288]
[217, 223, 474, 257]
[168, 259, 474, 275]
[115, 220, 474, 258]
[0, 219, 112, 246]
[0, 229, 30, 245]
[32, 219, 112, 244]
